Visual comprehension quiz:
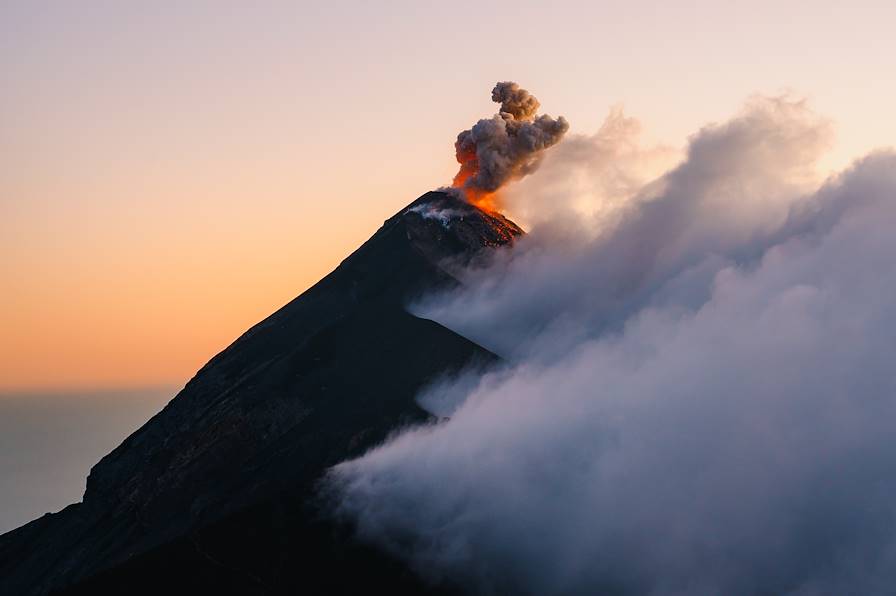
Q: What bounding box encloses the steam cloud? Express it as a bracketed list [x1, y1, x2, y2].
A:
[453, 82, 569, 201]
[328, 96, 896, 594]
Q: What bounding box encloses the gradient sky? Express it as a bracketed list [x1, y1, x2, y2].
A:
[3, 0, 895, 391]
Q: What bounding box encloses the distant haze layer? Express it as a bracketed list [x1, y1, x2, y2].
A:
[0, 388, 173, 533]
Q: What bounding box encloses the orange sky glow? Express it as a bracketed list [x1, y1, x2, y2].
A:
[3, 0, 895, 391]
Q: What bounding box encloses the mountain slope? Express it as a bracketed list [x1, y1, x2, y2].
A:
[0, 191, 523, 595]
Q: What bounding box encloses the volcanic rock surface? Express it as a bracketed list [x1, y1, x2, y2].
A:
[0, 191, 523, 595]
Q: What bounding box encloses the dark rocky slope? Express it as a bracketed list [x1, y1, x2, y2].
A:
[0, 191, 523, 595]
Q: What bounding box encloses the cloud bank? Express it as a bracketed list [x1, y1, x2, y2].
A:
[328, 96, 896, 595]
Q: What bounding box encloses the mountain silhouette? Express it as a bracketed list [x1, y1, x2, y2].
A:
[0, 191, 523, 595]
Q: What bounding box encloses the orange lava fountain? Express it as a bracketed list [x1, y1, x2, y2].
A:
[452, 149, 500, 213]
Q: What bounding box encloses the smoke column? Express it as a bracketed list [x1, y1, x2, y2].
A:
[327, 95, 896, 595]
[453, 82, 569, 208]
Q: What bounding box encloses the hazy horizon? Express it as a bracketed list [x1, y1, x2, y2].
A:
[0, 387, 175, 533]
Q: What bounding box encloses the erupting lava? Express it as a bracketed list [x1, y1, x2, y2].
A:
[451, 81, 568, 212]
[452, 154, 499, 212]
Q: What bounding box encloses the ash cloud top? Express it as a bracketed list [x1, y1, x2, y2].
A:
[327, 95, 896, 595]
[492, 81, 541, 120]
[453, 82, 569, 201]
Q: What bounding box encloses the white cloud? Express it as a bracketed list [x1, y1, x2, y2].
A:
[327, 97, 896, 595]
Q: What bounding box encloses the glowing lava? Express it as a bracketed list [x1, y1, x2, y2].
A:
[452, 158, 499, 212]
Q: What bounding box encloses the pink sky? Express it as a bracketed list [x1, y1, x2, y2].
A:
[2, 0, 894, 390]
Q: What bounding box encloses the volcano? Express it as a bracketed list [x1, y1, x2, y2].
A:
[0, 191, 523, 595]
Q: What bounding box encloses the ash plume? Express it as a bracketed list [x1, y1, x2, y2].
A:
[453, 82, 569, 203]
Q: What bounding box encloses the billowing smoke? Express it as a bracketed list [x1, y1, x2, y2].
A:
[453, 82, 569, 206]
[327, 96, 896, 594]
[499, 105, 681, 229]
